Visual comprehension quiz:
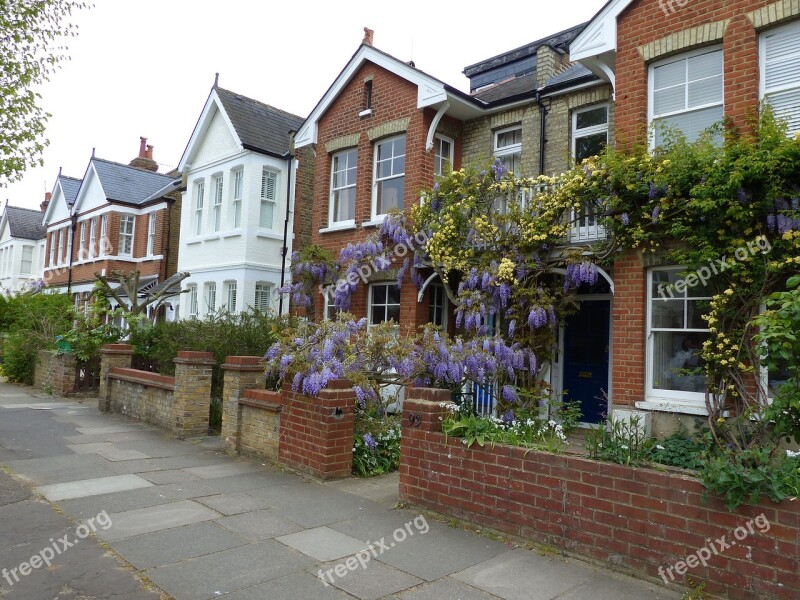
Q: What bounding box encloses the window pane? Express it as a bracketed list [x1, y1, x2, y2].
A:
[688, 50, 723, 81]
[687, 300, 710, 329]
[652, 331, 709, 392]
[372, 285, 386, 304]
[654, 105, 724, 145]
[392, 155, 405, 174]
[377, 177, 404, 213]
[688, 75, 723, 108]
[654, 85, 686, 115]
[651, 299, 685, 328]
[333, 189, 355, 221]
[386, 305, 400, 323]
[576, 107, 608, 129]
[371, 306, 384, 325]
[387, 284, 401, 304]
[654, 60, 686, 90]
[575, 132, 607, 162]
[766, 87, 800, 137]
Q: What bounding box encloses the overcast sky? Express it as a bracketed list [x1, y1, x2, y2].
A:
[4, 0, 607, 211]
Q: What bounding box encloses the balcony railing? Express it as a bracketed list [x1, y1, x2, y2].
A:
[514, 183, 607, 243]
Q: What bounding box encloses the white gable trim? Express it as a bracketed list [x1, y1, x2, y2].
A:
[43, 178, 74, 225]
[295, 45, 452, 149]
[70, 161, 106, 216]
[178, 89, 243, 172]
[570, 0, 634, 61]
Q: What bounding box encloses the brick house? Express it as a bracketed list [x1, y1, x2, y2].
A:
[42, 139, 182, 317]
[0, 201, 47, 294]
[176, 85, 304, 319]
[570, 0, 800, 430]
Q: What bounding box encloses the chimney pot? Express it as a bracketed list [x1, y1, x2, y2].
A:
[45, 192, 52, 202]
[145, 144, 154, 160]
[139, 136, 148, 158]
[363, 27, 374, 46]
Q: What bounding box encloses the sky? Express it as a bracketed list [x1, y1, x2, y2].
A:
[4, 0, 608, 211]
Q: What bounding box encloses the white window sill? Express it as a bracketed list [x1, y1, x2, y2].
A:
[362, 218, 387, 228]
[186, 238, 203, 246]
[319, 222, 356, 234]
[359, 108, 373, 118]
[635, 399, 708, 416]
[220, 230, 242, 239]
[205, 233, 221, 241]
[256, 230, 283, 240]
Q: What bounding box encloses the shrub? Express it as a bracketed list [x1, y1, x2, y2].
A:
[353, 408, 401, 477]
[585, 414, 655, 466]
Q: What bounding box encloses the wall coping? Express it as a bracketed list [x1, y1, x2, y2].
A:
[243, 388, 280, 402]
[174, 350, 216, 366]
[222, 355, 265, 371]
[109, 367, 176, 391]
[100, 343, 134, 355]
[239, 397, 282, 411]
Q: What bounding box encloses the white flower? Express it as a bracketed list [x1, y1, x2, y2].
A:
[656, 445, 665, 450]
[621, 444, 629, 450]
[786, 449, 800, 459]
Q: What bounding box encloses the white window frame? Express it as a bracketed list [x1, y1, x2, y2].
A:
[494, 126, 522, 175]
[146, 213, 156, 256]
[254, 282, 272, 312]
[20, 245, 34, 275]
[119, 215, 135, 257]
[212, 174, 223, 232]
[759, 20, 800, 138]
[368, 282, 401, 328]
[322, 286, 339, 321]
[644, 267, 712, 411]
[232, 168, 243, 229]
[434, 134, 454, 177]
[372, 135, 406, 220]
[194, 180, 205, 236]
[329, 148, 357, 226]
[187, 285, 198, 318]
[225, 281, 237, 313]
[99, 215, 107, 257]
[205, 282, 216, 315]
[78, 222, 86, 260]
[572, 104, 609, 162]
[260, 169, 278, 230]
[429, 283, 448, 329]
[48, 233, 55, 267]
[56, 229, 64, 266]
[648, 46, 724, 148]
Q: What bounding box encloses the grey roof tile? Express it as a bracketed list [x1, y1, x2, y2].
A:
[5, 205, 47, 240]
[474, 72, 537, 103]
[59, 175, 82, 207]
[544, 63, 595, 87]
[215, 88, 304, 157]
[91, 158, 179, 205]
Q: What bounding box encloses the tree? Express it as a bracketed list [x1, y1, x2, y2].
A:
[92, 269, 189, 329]
[0, 0, 89, 184]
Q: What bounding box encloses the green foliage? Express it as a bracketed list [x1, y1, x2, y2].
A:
[2, 330, 38, 385]
[700, 447, 800, 510]
[352, 408, 401, 477]
[585, 415, 655, 466]
[0, 0, 90, 183]
[648, 425, 710, 471]
[58, 302, 122, 361]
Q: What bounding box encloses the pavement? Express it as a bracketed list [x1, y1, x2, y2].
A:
[0, 382, 682, 600]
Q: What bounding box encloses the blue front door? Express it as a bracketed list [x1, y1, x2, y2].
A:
[562, 300, 610, 424]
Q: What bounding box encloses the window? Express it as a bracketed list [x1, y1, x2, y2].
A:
[260, 170, 277, 229]
[225, 281, 237, 313]
[647, 268, 712, 406]
[434, 135, 454, 177]
[369, 283, 401, 326]
[119, 215, 135, 257]
[205, 282, 216, 314]
[194, 180, 205, 235]
[187, 285, 198, 318]
[494, 126, 522, 175]
[56, 229, 64, 265]
[428, 283, 448, 329]
[254, 282, 272, 312]
[364, 79, 373, 110]
[330, 149, 357, 225]
[99, 215, 107, 257]
[87, 219, 96, 258]
[147, 214, 156, 256]
[212, 175, 223, 232]
[232, 168, 243, 228]
[761, 20, 800, 137]
[573, 105, 608, 163]
[20, 246, 33, 275]
[78, 222, 86, 259]
[48, 233, 55, 267]
[373, 136, 405, 218]
[323, 287, 339, 320]
[649, 48, 723, 147]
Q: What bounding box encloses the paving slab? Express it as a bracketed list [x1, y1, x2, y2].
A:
[559, 573, 681, 599]
[35, 473, 154, 501]
[98, 499, 221, 541]
[110, 521, 250, 569]
[215, 508, 304, 540]
[17, 463, 120, 486]
[139, 468, 203, 485]
[183, 462, 265, 479]
[101, 453, 227, 475]
[195, 491, 271, 515]
[397, 578, 499, 599]
[202, 469, 299, 493]
[76, 425, 144, 435]
[97, 446, 152, 461]
[66, 442, 114, 454]
[147, 540, 316, 600]
[219, 571, 355, 599]
[278, 526, 368, 561]
[314, 556, 424, 600]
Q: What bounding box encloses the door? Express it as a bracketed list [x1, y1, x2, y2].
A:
[562, 300, 610, 424]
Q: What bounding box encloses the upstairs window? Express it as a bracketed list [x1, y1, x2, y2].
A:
[232, 168, 243, 228]
[119, 215, 135, 257]
[212, 175, 223, 232]
[494, 126, 522, 175]
[434, 135, 454, 177]
[78, 222, 86, 259]
[56, 229, 64, 265]
[48, 233, 55, 267]
[649, 48, 723, 147]
[761, 20, 800, 137]
[373, 136, 405, 219]
[573, 105, 609, 162]
[147, 214, 156, 256]
[330, 149, 357, 225]
[99, 215, 107, 257]
[260, 170, 277, 229]
[194, 180, 205, 236]
[20, 246, 33, 275]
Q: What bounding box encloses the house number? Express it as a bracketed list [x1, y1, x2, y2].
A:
[408, 413, 422, 428]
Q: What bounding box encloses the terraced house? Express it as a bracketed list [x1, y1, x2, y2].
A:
[0, 201, 47, 294]
[42, 140, 182, 317]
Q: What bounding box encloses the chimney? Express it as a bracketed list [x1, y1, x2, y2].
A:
[130, 136, 159, 172]
[362, 27, 374, 46]
[40, 191, 51, 213]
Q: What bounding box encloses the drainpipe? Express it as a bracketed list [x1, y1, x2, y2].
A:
[536, 91, 551, 176]
[278, 131, 296, 316]
[164, 199, 173, 281]
[66, 213, 77, 295]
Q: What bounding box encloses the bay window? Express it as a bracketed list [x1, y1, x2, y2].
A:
[761, 20, 800, 137]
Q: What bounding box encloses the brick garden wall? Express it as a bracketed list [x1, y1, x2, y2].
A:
[238, 389, 281, 462]
[108, 367, 176, 431]
[34, 350, 77, 396]
[400, 391, 800, 600]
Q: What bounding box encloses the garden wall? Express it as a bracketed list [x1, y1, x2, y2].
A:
[400, 390, 800, 600]
[108, 368, 176, 431]
[34, 350, 76, 396]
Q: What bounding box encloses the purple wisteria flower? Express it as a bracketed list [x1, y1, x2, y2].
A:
[491, 158, 507, 181]
[501, 408, 516, 424]
[502, 386, 518, 404]
[621, 212, 630, 226]
[651, 205, 661, 223]
[528, 307, 547, 329]
[363, 433, 377, 451]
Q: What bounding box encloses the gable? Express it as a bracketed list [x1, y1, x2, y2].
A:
[0, 214, 9, 244]
[73, 165, 110, 215]
[45, 184, 73, 226]
[192, 107, 240, 166]
[570, 0, 635, 61]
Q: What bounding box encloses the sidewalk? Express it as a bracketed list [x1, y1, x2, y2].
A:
[0, 382, 681, 600]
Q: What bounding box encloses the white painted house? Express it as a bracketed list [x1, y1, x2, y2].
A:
[0, 201, 47, 294]
[176, 86, 304, 319]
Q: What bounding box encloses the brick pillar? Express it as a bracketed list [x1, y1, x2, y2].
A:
[98, 344, 133, 412]
[221, 356, 266, 454]
[172, 351, 215, 439]
[277, 379, 355, 480]
[55, 353, 78, 396]
[399, 388, 451, 501]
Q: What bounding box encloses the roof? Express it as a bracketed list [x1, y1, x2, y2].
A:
[58, 175, 82, 207]
[4, 205, 47, 240]
[464, 23, 587, 78]
[544, 63, 595, 87]
[91, 158, 179, 206]
[214, 88, 304, 157]
[474, 72, 537, 103]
